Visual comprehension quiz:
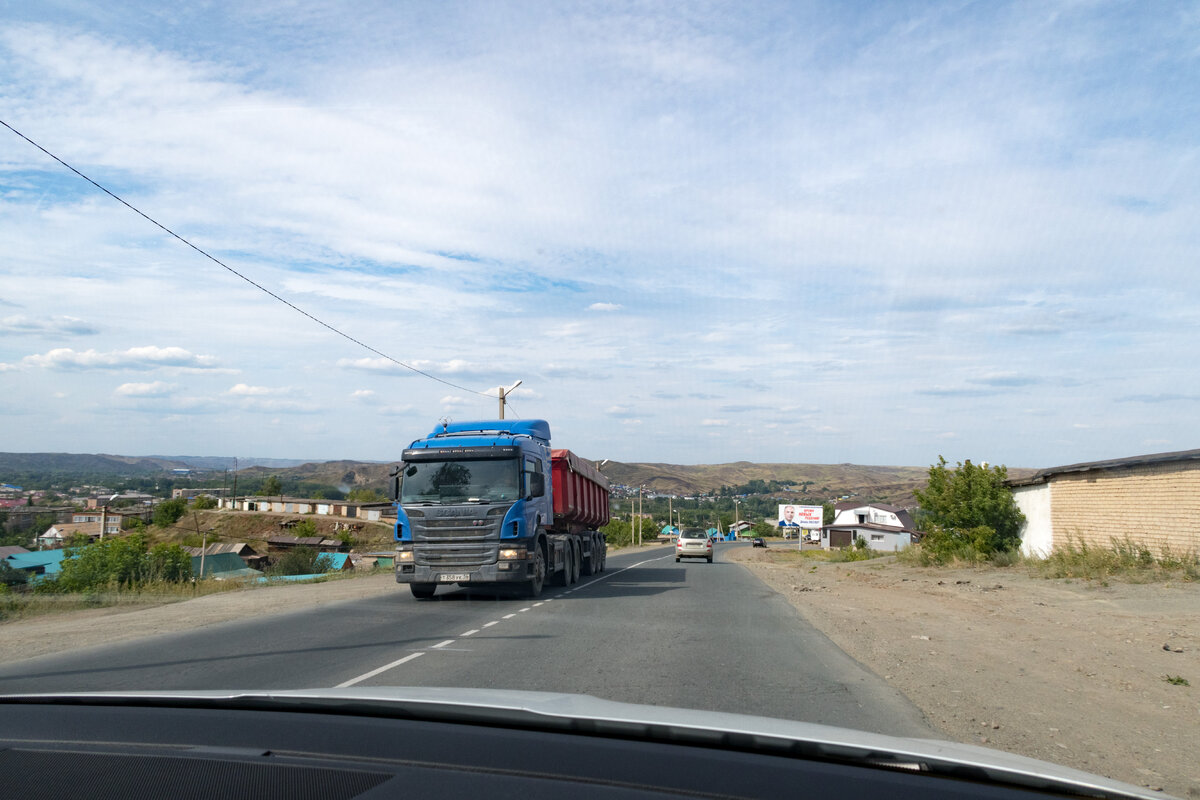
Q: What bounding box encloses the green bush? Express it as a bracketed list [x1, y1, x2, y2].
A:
[45, 534, 194, 592]
[268, 546, 333, 576]
[192, 495, 218, 510]
[152, 498, 188, 527]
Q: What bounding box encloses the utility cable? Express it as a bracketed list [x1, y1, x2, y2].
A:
[0, 117, 491, 397]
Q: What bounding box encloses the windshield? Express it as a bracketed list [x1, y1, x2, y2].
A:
[0, 3, 1196, 798]
[400, 459, 520, 504]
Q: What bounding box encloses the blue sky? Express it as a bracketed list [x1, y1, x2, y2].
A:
[1, 1, 1198, 468]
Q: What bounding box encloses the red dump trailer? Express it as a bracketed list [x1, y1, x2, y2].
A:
[550, 449, 609, 532]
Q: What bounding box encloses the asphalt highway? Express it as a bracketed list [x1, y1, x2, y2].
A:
[0, 543, 935, 738]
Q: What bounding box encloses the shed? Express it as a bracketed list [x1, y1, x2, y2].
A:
[1009, 448, 1200, 557]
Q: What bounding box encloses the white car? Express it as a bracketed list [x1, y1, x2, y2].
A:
[675, 528, 713, 563]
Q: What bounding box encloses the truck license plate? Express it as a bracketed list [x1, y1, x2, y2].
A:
[438, 573, 470, 582]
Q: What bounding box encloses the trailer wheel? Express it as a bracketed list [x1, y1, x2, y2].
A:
[570, 541, 582, 584]
[524, 545, 545, 598]
[410, 583, 436, 599]
[580, 546, 594, 577]
[554, 545, 573, 587]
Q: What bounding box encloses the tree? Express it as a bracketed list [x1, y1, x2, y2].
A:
[262, 476, 283, 497]
[192, 495, 218, 510]
[152, 498, 188, 527]
[347, 487, 385, 502]
[914, 457, 1025, 557]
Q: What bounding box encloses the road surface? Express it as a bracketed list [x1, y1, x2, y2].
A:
[0, 543, 934, 737]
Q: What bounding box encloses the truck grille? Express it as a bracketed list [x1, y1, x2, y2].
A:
[414, 542, 499, 567]
[404, 506, 507, 567]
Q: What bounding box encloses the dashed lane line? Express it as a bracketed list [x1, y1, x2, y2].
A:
[335, 552, 673, 687]
[335, 652, 424, 688]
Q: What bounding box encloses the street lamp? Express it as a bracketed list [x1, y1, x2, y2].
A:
[733, 498, 740, 539]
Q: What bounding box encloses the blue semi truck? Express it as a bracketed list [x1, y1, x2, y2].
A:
[391, 420, 610, 599]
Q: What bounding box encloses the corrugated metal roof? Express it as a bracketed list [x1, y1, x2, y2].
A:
[0, 545, 30, 559]
[6, 550, 69, 569]
[1008, 447, 1200, 486]
[189, 552, 246, 577]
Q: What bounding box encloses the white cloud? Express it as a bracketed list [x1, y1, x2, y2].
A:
[440, 395, 472, 407]
[115, 381, 177, 398]
[18, 346, 221, 371]
[226, 383, 291, 397]
[701, 418, 729, 427]
[0, 315, 99, 336]
[351, 389, 377, 400]
[588, 302, 622, 312]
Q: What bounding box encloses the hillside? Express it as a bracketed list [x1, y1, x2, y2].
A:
[0, 452, 192, 476]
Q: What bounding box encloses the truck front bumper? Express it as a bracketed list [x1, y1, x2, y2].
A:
[395, 559, 533, 585]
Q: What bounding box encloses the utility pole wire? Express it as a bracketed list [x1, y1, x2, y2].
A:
[0, 117, 490, 397]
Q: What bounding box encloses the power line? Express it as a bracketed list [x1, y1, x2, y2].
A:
[0, 117, 491, 397]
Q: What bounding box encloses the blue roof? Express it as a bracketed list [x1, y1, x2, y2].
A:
[6, 550, 68, 570]
[318, 552, 352, 570]
[190, 552, 243, 577]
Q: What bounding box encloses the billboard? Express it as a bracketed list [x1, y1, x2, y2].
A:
[777, 504, 823, 529]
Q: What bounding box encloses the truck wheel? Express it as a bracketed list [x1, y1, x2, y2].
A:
[554, 546, 573, 587]
[410, 583, 436, 599]
[570, 542, 581, 584]
[580, 539, 595, 577]
[526, 547, 545, 598]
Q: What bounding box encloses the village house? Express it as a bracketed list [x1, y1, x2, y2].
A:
[820, 502, 920, 551]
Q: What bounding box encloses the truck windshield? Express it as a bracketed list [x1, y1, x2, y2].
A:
[400, 459, 521, 504]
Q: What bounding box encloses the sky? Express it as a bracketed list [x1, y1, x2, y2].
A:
[1, 1, 1198, 468]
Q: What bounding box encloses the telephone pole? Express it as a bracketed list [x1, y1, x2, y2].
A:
[498, 380, 523, 419]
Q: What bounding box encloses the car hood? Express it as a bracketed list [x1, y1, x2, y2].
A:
[0, 686, 1171, 800]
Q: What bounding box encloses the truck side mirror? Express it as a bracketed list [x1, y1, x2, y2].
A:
[530, 473, 545, 499]
[388, 466, 401, 501]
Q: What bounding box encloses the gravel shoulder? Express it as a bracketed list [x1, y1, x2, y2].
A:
[727, 546, 1199, 798]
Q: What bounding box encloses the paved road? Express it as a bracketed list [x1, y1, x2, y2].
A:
[0, 544, 935, 737]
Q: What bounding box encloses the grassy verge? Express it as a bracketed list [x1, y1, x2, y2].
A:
[0, 578, 250, 623]
[1028, 538, 1199, 583]
[0, 567, 384, 624]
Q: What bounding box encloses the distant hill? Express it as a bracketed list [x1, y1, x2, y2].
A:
[0, 451, 1034, 506]
[0, 452, 193, 475]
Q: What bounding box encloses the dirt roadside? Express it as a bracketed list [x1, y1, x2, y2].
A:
[726, 547, 1199, 798]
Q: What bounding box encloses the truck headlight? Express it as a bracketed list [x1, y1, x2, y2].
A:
[499, 547, 526, 561]
[396, 550, 414, 562]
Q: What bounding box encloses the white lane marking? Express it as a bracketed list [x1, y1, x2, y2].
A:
[335, 652, 424, 688]
[460, 629, 480, 637]
[533, 601, 544, 606]
[518, 607, 531, 612]
[336, 553, 667, 689]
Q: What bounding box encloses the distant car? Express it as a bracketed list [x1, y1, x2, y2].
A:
[752, 537, 766, 548]
[675, 528, 713, 563]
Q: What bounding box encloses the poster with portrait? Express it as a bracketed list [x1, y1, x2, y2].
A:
[777, 504, 823, 529]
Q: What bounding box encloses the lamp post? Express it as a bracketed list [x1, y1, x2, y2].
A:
[498, 380, 522, 419]
[733, 498, 740, 540]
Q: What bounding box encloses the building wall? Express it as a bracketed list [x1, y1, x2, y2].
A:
[1048, 461, 1200, 553]
[1012, 483, 1053, 557]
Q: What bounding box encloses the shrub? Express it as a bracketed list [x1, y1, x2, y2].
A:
[152, 498, 188, 527]
[268, 546, 333, 576]
[192, 495, 218, 510]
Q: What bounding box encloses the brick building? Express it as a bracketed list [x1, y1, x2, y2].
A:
[1009, 448, 1200, 557]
